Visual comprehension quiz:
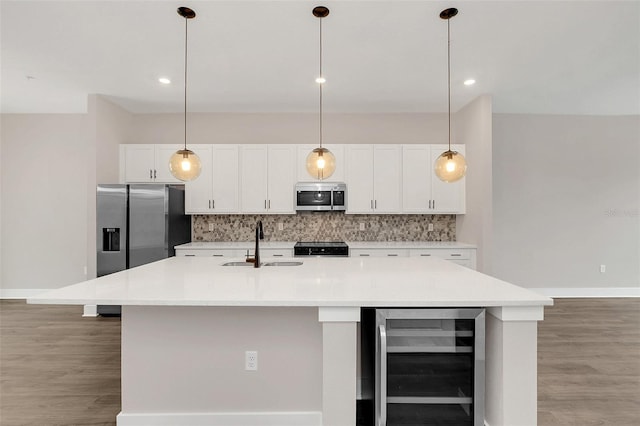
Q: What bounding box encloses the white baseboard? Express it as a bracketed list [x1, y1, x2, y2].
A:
[83, 304, 98, 317]
[116, 411, 322, 426]
[530, 287, 640, 298]
[0, 289, 49, 299]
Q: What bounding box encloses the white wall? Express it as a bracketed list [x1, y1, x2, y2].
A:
[0, 114, 91, 292]
[492, 114, 640, 289]
[455, 95, 493, 273]
[93, 95, 132, 184]
[130, 112, 448, 145]
[0, 96, 127, 293]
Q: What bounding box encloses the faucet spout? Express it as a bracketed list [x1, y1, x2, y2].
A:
[254, 220, 264, 268]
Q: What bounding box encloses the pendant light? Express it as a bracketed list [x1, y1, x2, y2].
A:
[169, 7, 202, 182]
[434, 8, 467, 183]
[305, 6, 336, 180]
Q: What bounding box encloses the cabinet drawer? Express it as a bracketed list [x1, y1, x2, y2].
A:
[350, 249, 409, 258]
[176, 249, 244, 257]
[261, 249, 293, 258]
[409, 249, 471, 260]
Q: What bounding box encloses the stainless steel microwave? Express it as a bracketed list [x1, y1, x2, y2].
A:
[295, 182, 346, 212]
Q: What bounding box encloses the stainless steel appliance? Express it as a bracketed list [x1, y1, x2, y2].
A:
[96, 184, 191, 315]
[294, 241, 349, 257]
[295, 182, 346, 212]
[361, 308, 485, 426]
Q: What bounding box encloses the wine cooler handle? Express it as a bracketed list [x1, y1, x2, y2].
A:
[378, 324, 387, 426]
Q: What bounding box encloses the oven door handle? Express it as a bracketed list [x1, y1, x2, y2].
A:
[377, 324, 387, 426]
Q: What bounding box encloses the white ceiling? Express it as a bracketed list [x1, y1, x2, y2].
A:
[1, 0, 639, 115]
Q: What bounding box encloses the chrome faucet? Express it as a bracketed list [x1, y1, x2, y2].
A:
[247, 220, 264, 268]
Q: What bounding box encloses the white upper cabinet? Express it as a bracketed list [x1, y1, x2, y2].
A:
[185, 145, 239, 214]
[121, 143, 464, 215]
[402, 145, 432, 213]
[345, 144, 402, 214]
[373, 145, 403, 213]
[402, 144, 465, 214]
[120, 144, 181, 183]
[240, 144, 296, 214]
[154, 145, 184, 182]
[296, 144, 345, 182]
[267, 145, 296, 213]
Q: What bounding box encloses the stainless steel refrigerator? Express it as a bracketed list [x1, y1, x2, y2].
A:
[96, 184, 191, 315]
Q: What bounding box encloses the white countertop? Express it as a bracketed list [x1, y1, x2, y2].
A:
[176, 241, 476, 250]
[29, 256, 550, 308]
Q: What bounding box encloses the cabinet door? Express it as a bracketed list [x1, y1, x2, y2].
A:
[402, 145, 432, 213]
[373, 145, 402, 213]
[345, 145, 374, 213]
[211, 145, 239, 213]
[430, 144, 465, 213]
[240, 145, 268, 213]
[123, 145, 155, 182]
[267, 145, 296, 213]
[296, 144, 345, 182]
[184, 145, 214, 214]
[154, 145, 182, 183]
[350, 249, 408, 257]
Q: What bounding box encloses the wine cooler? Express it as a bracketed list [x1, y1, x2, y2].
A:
[361, 308, 485, 426]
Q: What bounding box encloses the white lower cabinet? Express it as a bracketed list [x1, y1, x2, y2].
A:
[176, 249, 245, 258]
[409, 248, 475, 269]
[185, 145, 239, 214]
[175, 244, 475, 269]
[351, 246, 476, 269]
[175, 248, 293, 258]
[402, 144, 465, 214]
[350, 249, 410, 258]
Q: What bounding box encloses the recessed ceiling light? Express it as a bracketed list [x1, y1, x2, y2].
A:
[463, 79, 476, 86]
[158, 77, 171, 84]
[315, 76, 326, 84]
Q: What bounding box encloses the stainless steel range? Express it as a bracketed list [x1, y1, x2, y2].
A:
[294, 241, 349, 257]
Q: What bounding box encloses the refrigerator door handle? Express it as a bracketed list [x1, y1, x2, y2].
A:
[378, 324, 387, 426]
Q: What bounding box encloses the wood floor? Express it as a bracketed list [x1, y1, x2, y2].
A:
[1, 298, 639, 425]
[537, 298, 640, 426]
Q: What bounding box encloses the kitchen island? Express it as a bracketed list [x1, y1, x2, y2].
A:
[29, 255, 552, 426]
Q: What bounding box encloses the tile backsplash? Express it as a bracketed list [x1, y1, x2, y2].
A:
[192, 213, 456, 242]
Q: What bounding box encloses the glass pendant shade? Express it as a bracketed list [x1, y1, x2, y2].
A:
[434, 150, 467, 183]
[306, 147, 336, 180]
[169, 149, 202, 181]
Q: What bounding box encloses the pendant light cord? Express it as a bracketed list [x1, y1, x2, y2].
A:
[319, 17, 323, 149]
[184, 15, 188, 151]
[447, 17, 451, 151]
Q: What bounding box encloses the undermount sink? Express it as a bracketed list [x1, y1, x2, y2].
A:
[221, 261, 255, 266]
[263, 261, 304, 267]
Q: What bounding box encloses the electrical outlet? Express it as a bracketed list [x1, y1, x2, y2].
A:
[278, 222, 284, 231]
[428, 223, 434, 232]
[359, 223, 365, 231]
[600, 265, 606, 273]
[245, 351, 258, 371]
[208, 223, 214, 232]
